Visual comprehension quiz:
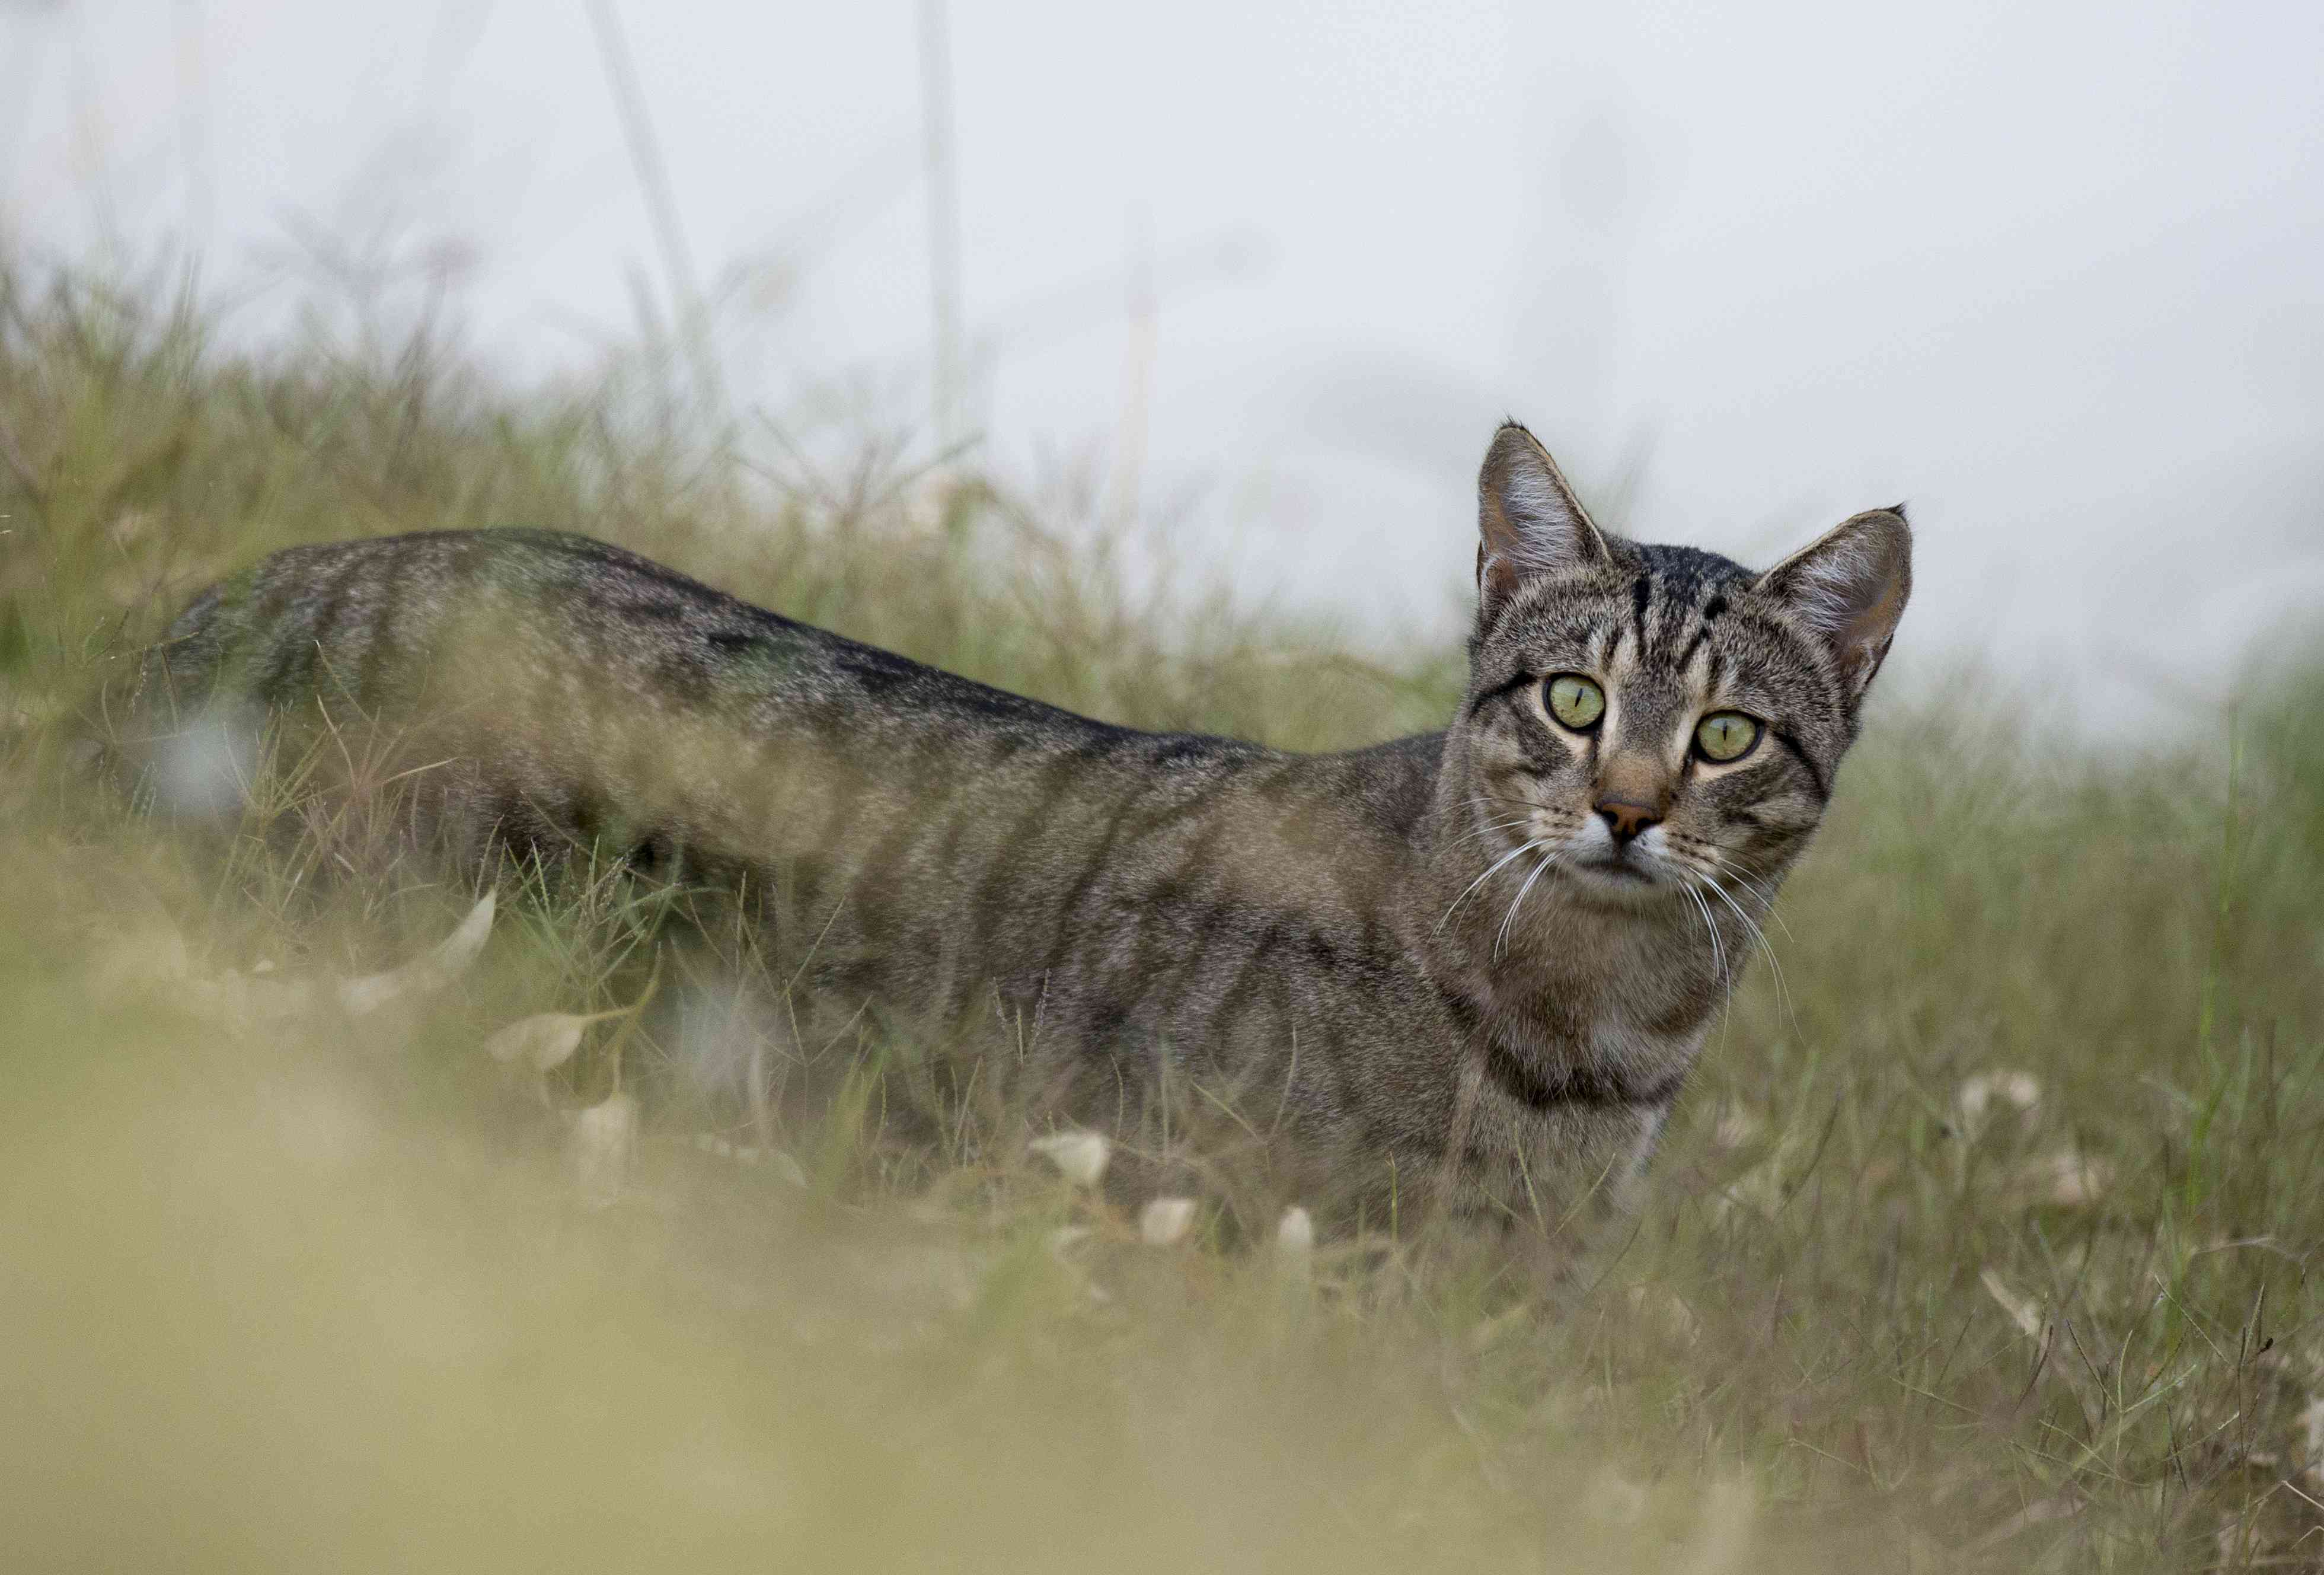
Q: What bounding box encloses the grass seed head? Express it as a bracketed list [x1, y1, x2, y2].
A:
[1029, 1130, 1112, 1188]
[2007, 1149, 2112, 1209]
[485, 1013, 592, 1075]
[570, 1091, 640, 1210]
[1955, 1067, 2043, 1139]
[336, 890, 495, 1015]
[1139, 1196, 1197, 1247]
[1980, 1267, 2045, 1339]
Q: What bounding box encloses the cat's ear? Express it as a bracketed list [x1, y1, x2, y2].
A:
[1756, 506, 1913, 701]
[1476, 422, 1611, 620]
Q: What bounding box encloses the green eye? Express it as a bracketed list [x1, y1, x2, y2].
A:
[1545, 674, 1605, 731]
[1694, 712, 1761, 763]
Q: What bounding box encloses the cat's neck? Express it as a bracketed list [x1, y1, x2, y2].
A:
[1432, 871, 1722, 1028]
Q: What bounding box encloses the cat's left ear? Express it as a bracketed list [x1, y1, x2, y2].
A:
[1756, 506, 1913, 701]
[1476, 422, 1611, 622]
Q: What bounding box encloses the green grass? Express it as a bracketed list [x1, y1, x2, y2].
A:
[3, 257, 2322, 1571]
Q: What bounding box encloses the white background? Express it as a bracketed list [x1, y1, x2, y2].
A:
[7, 0, 2322, 727]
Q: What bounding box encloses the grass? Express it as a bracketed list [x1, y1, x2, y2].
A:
[3, 254, 2323, 1571]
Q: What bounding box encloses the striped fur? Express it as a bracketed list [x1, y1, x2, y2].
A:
[114, 422, 1910, 1252]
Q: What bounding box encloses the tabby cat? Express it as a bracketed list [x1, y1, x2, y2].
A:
[117, 423, 1910, 1246]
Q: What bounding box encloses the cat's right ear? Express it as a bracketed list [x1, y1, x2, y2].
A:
[1476, 422, 1610, 621]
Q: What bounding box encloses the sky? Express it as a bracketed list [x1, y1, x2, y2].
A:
[5, 0, 2322, 728]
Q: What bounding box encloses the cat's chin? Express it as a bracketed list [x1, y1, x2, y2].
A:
[1562, 856, 1683, 908]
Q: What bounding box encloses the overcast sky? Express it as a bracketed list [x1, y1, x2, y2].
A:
[6, 0, 2322, 726]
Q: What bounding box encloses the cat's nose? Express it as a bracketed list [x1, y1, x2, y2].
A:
[1595, 798, 1662, 844]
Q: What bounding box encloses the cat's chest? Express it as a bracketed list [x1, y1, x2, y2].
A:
[1461, 1012, 1703, 1222]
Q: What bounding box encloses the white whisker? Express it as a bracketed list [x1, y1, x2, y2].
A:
[1708, 852, 1794, 942]
[1493, 847, 1563, 960]
[1683, 881, 1726, 986]
[1471, 794, 1565, 815]
[1436, 837, 1549, 934]
[1448, 816, 1541, 852]
[1702, 871, 1796, 1025]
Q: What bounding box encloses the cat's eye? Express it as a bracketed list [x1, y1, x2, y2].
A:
[1544, 674, 1605, 731]
[1694, 712, 1761, 763]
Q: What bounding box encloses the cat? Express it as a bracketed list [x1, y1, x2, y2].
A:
[110, 422, 1910, 1249]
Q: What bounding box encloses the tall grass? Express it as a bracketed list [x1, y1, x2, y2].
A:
[2, 256, 2321, 1571]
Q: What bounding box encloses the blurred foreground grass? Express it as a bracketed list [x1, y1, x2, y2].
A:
[2, 259, 2322, 1571]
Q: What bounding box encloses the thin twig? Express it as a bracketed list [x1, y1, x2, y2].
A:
[915, 0, 964, 449]
[583, 0, 724, 422]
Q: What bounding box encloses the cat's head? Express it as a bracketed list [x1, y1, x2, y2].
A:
[1451, 422, 1910, 906]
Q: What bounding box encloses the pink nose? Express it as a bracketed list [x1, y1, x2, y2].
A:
[1595, 798, 1662, 843]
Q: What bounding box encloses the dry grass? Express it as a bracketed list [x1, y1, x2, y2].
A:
[3, 256, 2322, 1572]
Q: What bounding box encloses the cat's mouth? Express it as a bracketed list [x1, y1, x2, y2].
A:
[1566, 847, 1669, 895]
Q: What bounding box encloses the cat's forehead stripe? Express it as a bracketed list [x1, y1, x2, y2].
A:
[1633, 571, 1701, 678]
[1674, 592, 1728, 675]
